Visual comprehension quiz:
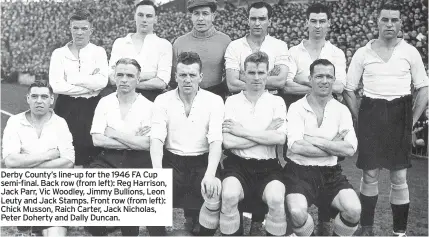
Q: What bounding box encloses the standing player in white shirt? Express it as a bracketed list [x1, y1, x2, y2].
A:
[49, 9, 108, 167]
[344, 3, 428, 236]
[224, 1, 291, 96]
[2, 80, 74, 237]
[282, 3, 347, 235]
[285, 59, 361, 236]
[150, 52, 224, 236]
[219, 52, 287, 236]
[108, 0, 172, 102]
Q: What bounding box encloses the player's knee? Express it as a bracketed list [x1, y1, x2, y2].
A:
[343, 204, 361, 223]
[288, 206, 308, 226]
[362, 170, 379, 183]
[265, 193, 285, 210]
[221, 188, 240, 208]
[390, 170, 407, 185]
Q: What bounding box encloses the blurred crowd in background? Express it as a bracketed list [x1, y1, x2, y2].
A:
[1, 0, 427, 80]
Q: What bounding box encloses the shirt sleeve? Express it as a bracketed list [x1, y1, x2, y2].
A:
[410, 46, 429, 89]
[57, 117, 75, 163]
[345, 48, 365, 91]
[274, 41, 292, 67]
[150, 96, 168, 143]
[156, 40, 173, 85]
[333, 48, 347, 86]
[108, 38, 122, 77]
[49, 49, 93, 96]
[223, 96, 235, 121]
[286, 102, 305, 149]
[207, 95, 225, 143]
[2, 117, 21, 159]
[90, 98, 108, 135]
[224, 42, 240, 71]
[286, 49, 298, 82]
[273, 97, 287, 135]
[339, 106, 358, 152]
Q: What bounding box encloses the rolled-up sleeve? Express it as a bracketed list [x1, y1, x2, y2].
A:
[345, 48, 365, 91]
[274, 41, 291, 67]
[410, 46, 429, 89]
[286, 103, 305, 149]
[157, 40, 173, 85]
[150, 97, 168, 143]
[57, 118, 75, 163]
[2, 117, 21, 159]
[207, 96, 225, 143]
[340, 107, 358, 152]
[225, 42, 240, 71]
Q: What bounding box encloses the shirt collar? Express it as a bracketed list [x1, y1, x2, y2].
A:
[298, 39, 331, 52]
[124, 33, 157, 44]
[241, 34, 272, 48]
[63, 41, 93, 60]
[20, 109, 55, 126]
[174, 87, 201, 101]
[302, 94, 335, 113]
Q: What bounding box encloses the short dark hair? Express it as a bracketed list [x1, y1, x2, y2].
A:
[306, 3, 331, 20]
[309, 59, 336, 76]
[248, 2, 273, 19]
[244, 51, 269, 71]
[378, 2, 401, 16]
[135, 0, 158, 15]
[29, 80, 53, 95]
[69, 9, 93, 25]
[177, 52, 202, 73]
[115, 58, 142, 74]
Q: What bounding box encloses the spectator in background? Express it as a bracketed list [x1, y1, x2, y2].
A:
[49, 9, 108, 167]
[108, 0, 172, 102]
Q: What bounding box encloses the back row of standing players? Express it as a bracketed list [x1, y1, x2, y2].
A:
[4, 0, 428, 236]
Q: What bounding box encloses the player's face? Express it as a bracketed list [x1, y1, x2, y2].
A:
[307, 13, 329, 39]
[27, 87, 54, 116]
[176, 63, 202, 95]
[248, 7, 270, 37]
[70, 20, 92, 47]
[191, 6, 215, 33]
[244, 62, 268, 92]
[135, 5, 157, 34]
[378, 10, 401, 40]
[115, 64, 139, 94]
[309, 64, 335, 97]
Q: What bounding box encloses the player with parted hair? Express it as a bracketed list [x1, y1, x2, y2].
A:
[2, 80, 74, 237]
[49, 8, 108, 167]
[86, 58, 153, 236]
[344, 2, 429, 236]
[217, 51, 287, 236]
[283, 3, 347, 235]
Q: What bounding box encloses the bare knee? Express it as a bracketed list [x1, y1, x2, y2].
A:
[342, 204, 361, 223]
[390, 169, 407, 185]
[221, 178, 242, 211]
[362, 169, 380, 183]
[264, 181, 285, 211]
[288, 206, 308, 226]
